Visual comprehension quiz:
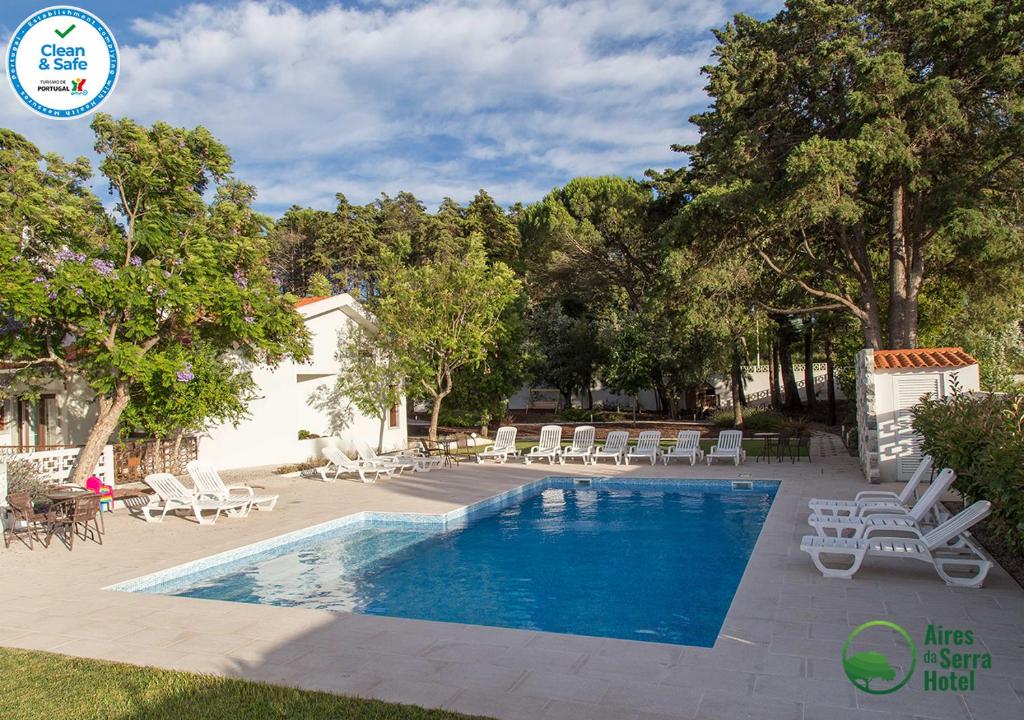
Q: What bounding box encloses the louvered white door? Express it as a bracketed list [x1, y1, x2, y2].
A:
[894, 375, 942, 481]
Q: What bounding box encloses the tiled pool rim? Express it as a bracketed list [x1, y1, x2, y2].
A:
[105, 476, 781, 594]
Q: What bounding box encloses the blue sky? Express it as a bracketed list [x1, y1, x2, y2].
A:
[1, 1, 779, 215]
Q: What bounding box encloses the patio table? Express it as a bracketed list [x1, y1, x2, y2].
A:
[753, 432, 780, 463]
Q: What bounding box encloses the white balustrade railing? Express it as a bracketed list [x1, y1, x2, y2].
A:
[1, 445, 115, 487]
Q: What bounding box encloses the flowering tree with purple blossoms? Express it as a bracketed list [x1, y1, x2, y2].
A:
[0, 118, 310, 485]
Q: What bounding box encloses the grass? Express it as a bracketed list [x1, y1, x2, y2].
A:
[0, 648, 491, 720]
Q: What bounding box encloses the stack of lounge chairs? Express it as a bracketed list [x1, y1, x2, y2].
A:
[801, 456, 993, 588]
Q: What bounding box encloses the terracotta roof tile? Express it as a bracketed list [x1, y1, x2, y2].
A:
[293, 296, 329, 308]
[874, 347, 977, 370]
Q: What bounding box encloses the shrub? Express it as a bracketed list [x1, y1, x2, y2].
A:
[4, 459, 49, 503]
[713, 406, 786, 432]
[559, 407, 609, 423]
[297, 429, 321, 440]
[913, 391, 1024, 555]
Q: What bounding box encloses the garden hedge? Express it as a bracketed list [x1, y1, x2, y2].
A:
[913, 391, 1024, 555]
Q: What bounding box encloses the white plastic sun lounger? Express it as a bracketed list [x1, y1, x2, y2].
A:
[319, 447, 393, 484]
[801, 500, 993, 587]
[476, 426, 519, 464]
[807, 468, 956, 539]
[141, 472, 249, 525]
[809, 456, 933, 517]
[663, 430, 704, 466]
[356, 443, 410, 474]
[187, 460, 279, 515]
[625, 430, 662, 465]
[592, 430, 628, 465]
[525, 425, 562, 465]
[560, 425, 595, 465]
[706, 429, 746, 465]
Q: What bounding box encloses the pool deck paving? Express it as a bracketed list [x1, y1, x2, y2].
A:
[1, 435, 1022, 720]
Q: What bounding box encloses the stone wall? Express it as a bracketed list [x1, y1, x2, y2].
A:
[855, 349, 880, 483]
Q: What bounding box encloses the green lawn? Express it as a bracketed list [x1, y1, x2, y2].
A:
[0, 648, 490, 720]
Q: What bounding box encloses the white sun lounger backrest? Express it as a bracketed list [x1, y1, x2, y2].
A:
[571, 425, 595, 451]
[923, 501, 991, 550]
[601, 431, 628, 453]
[187, 460, 224, 496]
[717, 430, 742, 450]
[323, 446, 357, 469]
[357, 442, 390, 464]
[494, 426, 517, 451]
[674, 430, 700, 451]
[635, 431, 661, 452]
[144, 472, 192, 503]
[906, 468, 956, 522]
[898, 455, 934, 505]
[538, 425, 562, 451]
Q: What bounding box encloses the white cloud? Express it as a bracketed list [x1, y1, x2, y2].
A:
[0, 0, 773, 212]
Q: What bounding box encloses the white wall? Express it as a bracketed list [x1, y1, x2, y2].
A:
[1, 376, 98, 448]
[873, 365, 979, 483]
[199, 297, 407, 470]
[507, 364, 846, 414]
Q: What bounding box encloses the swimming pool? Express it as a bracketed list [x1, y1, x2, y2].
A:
[118, 478, 777, 647]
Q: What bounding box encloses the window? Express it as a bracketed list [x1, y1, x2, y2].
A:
[17, 394, 59, 450]
[388, 403, 400, 428]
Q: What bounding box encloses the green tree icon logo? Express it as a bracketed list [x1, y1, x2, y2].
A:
[842, 621, 916, 695]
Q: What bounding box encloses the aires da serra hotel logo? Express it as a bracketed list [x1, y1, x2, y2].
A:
[5, 6, 120, 119]
[843, 621, 994, 695]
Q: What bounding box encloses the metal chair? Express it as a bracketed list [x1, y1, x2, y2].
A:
[49, 493, 103, 550]
[3, 494, 54, 550]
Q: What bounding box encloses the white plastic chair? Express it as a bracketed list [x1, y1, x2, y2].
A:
[320, 447, 393, 484]
[706, 429, 746, 465]
[592, 431, 629, 465]
[662, 430, 705, 466]
[808, 468, 957, 539]
[625, 431, 662, 465]
[187, 460, 278, 515]
[809, 456, 934, 517]
[560, 426, 596, 465]
[356, 442, 410, 474]
[476, 426, 519, 464]
[801, 501, 993, 587]
[525, 425, 562, 465]
[141, 473, 248, 525]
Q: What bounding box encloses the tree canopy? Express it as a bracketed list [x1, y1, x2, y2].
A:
[0, 117, 311, 482]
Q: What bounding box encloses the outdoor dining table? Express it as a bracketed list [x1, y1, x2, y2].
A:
[753, 432, 780, 463]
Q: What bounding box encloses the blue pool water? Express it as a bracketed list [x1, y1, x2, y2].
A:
[139, 479, 776, 646]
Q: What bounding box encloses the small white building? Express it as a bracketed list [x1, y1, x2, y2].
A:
[199, 294, 407, 469]
[855, 347, 980, 483]
[2, 293, 407, 474]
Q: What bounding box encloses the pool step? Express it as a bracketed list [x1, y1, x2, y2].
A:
[332, 527, 437, 574]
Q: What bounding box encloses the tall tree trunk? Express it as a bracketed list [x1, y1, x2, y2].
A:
[777, 319, 803, 412]
[887, 181, 918, 349]
[428, 394, 444, 441]
[69, 382, 130, 486]
[803, 322, 816, 408]
[769, 340, 782, 409]
[825, 333, 837, 426]
[427, 368, 453, 441]
[378, 409, 386, 453]
[172, 432, 184, 474]
[731, 347, 745, 428]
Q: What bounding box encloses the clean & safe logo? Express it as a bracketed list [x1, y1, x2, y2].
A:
[5, 6, 119, 119]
